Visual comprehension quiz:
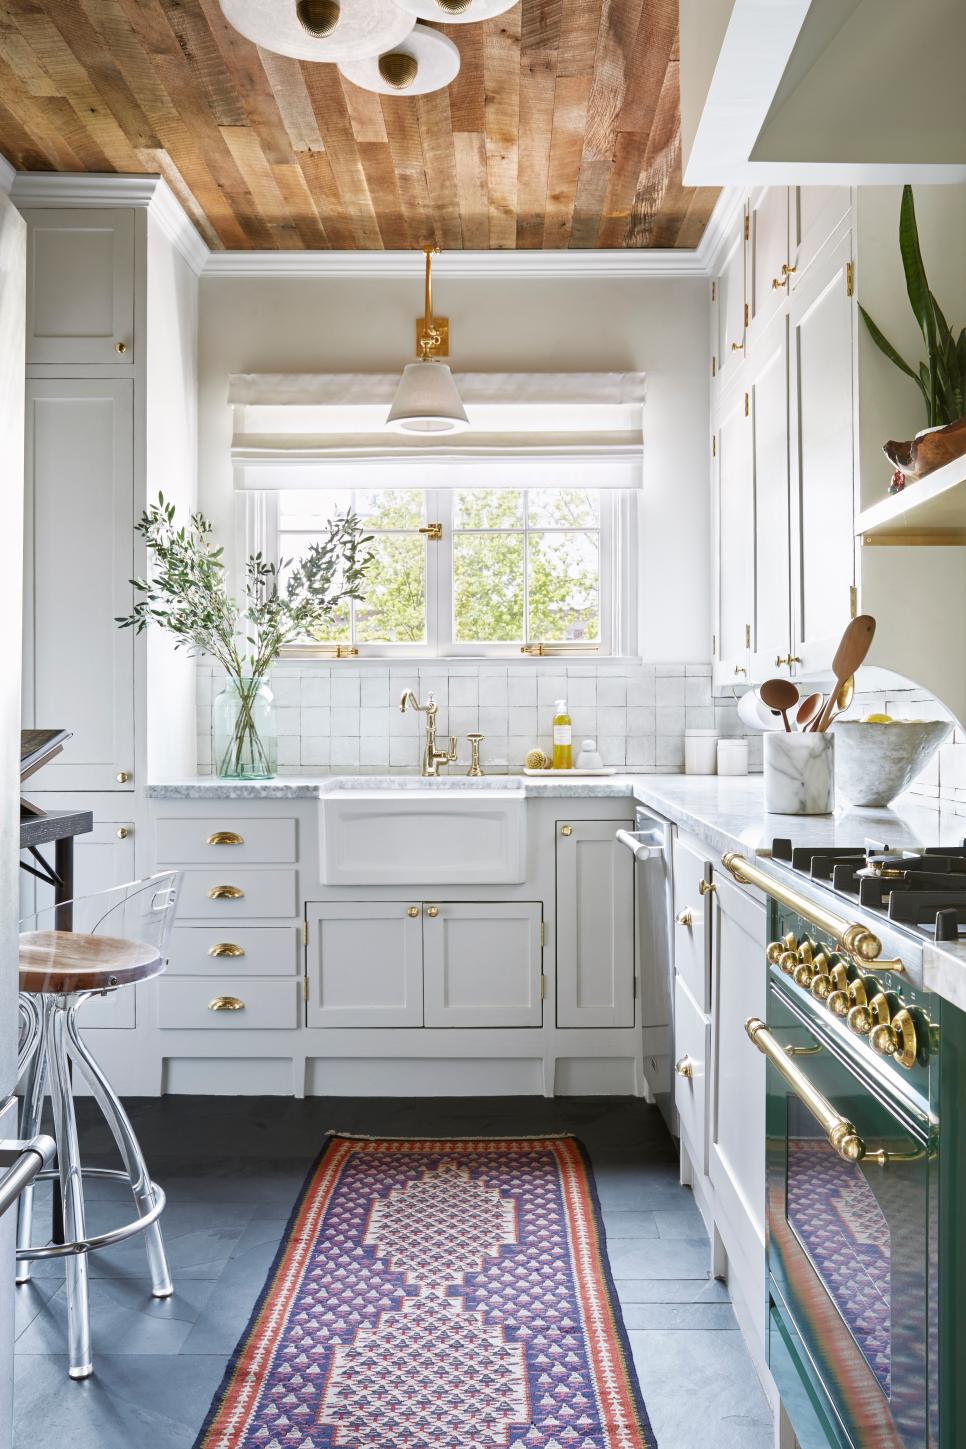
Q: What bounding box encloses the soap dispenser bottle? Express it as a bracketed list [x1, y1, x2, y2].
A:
[552, 699, 573, 770]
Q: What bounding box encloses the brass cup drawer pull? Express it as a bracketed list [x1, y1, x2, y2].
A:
[675, 909, 693, 929]
[674, 1055, 694, 1080]
[207, 831, 245, 846]
[208, 885, 244, 900]
[208, 995, 245, 1012]
[208, 942, 245, 958]
[698, 879, 716, 897]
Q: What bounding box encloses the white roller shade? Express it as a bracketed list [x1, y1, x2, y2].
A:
[229, 372, 645, 490]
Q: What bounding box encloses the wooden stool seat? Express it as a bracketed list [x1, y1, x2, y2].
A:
[19, 930, 163, 995]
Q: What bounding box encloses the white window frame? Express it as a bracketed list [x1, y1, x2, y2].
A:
[241, 486, 637, 660]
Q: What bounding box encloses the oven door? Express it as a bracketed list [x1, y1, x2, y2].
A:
[764, 981, 935, 1449]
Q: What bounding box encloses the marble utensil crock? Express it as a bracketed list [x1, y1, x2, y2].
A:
[764, 731, 835, 815]
[833, 719, 951, 807]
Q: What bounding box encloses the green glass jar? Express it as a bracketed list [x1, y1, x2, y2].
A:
[213, 677, 277, 780]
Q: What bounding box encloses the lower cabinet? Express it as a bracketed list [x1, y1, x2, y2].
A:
[305, 899, 543, 1029]
[555, 819, 635, 1027]
[673, 973, 710, 1176]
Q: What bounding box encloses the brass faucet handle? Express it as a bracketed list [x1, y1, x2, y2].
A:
[466, 732, 485, 777]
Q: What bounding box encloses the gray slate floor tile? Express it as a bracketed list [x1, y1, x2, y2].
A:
[629, 1328, 773, 1449]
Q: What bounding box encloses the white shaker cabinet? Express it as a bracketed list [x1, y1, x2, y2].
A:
[556, 819, 635, 1028]
[714, 214, 747, 387]
[423, 902, 543, 1028]
[747, 187, 789, 351]
[749, 315, 792, 676]
[789, 187, 851, 289]
[714, 386, 754, 683]
[22, 379, 135, 791]
[25, 208, 134, 366]
[790, 231, 856, 674]
[306, 902, 424, 1028]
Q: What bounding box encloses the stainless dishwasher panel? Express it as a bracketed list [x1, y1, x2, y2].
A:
[616, 806, 674, 1098]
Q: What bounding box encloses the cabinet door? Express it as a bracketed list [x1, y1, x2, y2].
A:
[423, 902, 542, 1027]
[556, 820, 634, 1028]
[750, 315, 792, 676]
[790, 186, 851, 287]
[747, 187, 789, 349]
[789, 234, 856, 672]
[715, 218, 747, 386]
[23, 380, 135, 792]
[24, 209, 134, 365]
[671, 836, 712, 1013]
[714, 387, 753, 683]
[709, 873, 766, 1337]
[306, 902, 423, 1028]
[673, 973, 710, 1176]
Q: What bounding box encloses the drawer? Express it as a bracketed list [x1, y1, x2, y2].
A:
[158, 977, 300, 1030]
[177, 870, 296, 919]
[673, 974, 710, 1175]
[168, 926, 300, 977]
[156, 816, 296, 865]
[672, 836, 712, 1012]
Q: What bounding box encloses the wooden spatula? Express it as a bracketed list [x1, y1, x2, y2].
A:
[813, 616, 876, 732]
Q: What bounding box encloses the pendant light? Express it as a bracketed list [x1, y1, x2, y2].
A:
[338, 24, 461, 96]
[386, 247, 469, 434]
[219, 0, 415, 64]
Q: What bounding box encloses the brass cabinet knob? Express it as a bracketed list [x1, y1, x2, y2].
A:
[207, 831, 244, 846]
[407, 906, 419, 918]
[771, 277, 785, 291]
[208, 995, 245, 1012]
[208, 942, 245, 958]
[208, 884, 244, 900]
[115, 341, 128, 354]
[698, 879, 716, 897]
[560, 824, 573, 837]
[116, 826, 130, 839]
[674, 1055, 694, 1080]
[425, 905, 439, 918]
[675, 909, 693, 928]
[775, 655, 803, 668]
[781, 263, 797, 277]
[116, 771, 131, 783]
[731, 341, 744, 352]
[734, 665, 747, 676]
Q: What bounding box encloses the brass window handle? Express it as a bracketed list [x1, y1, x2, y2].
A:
[208, 942, 245, 958]
[208, 996, 245, 1012]
[207, 831, 244, 846]
[208, 885, 244, 900]
[418, 523, 442, 540]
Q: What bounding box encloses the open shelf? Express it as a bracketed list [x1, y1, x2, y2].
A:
[857, 453, 966, 545]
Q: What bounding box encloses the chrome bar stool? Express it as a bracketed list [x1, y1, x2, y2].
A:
[16, 873, 180, 1378]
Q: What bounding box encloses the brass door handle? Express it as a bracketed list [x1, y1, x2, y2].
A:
[407, 906, 419, 918]
[560, 824, 573, 837]
[675, 909, 693, 928]
[208, 884, 244, 900]
[746, 1018, 867, 1161]
[674, 1055, 694, 1080]
[208, 996, 245, 1012]
[208, 942, 245, 958]
[207, 831, 244, 846]
[698, 880, 716, 897]
[425, 905, 439, 918]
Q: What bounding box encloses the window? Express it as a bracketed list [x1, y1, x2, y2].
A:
[262, 486, 631, 657]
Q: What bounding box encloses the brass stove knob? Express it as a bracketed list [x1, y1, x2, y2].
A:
[793, 961, 814, 989]
[778, 951, 799, 977]
[847, 1004, 873, 1035]
[827, 990, 850, 1017]
[797, 941, 814, 964]
[767, 932, 797, 965]
[848, 987, 888, 1039]
[870, 1022, 898, 1056]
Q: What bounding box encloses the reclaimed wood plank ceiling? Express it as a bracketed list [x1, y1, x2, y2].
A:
[0, 0, 719, 251]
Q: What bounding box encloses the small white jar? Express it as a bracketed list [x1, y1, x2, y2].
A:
[685, 729, 719, 775]
[717, 738, 749, 776]
[575, 738, 603, 770]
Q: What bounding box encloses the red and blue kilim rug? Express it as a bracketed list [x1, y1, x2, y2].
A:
[195, 1134, 656, 1449]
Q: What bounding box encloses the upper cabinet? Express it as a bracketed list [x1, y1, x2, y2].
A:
[714, 210, 746, 388]
[789, 188, 851, 290]
[747, 187, 789, 350]
[714, 387, 753, 683]
[24, 209, 135, 367]
[749, 314, 792, 677]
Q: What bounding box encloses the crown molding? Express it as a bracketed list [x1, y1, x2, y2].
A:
[0, 154, 14, 194]
[693, 186, 744, 275]
[10, 171, 207, 275]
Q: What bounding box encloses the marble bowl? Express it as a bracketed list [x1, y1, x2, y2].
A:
[833, 720, 951, 807]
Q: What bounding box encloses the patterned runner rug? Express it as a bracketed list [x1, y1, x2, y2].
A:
[195, 1134, 656, 1449]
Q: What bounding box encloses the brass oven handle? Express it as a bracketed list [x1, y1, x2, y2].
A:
[745, 1018, 867, 1162]
[208, 942, 245, 958]
[208, 884, 244, 900]
[208, 996, 245, 1012]
[722, 853, 904, 972]
[207, 831, 244, 846]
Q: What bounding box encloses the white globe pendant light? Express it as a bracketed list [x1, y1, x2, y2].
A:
[387, 247, 469, 434]
[393, 0, 516, 21]
[338, 24, 460, 97]
[219, 0, 415, 65]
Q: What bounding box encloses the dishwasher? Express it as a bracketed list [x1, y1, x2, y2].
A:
[616, 805, 674, 1105]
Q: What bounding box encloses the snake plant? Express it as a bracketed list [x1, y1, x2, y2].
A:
[858, 185, 965, 429]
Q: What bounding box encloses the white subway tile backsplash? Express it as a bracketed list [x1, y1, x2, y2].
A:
[655, 706, 686, 736]
[331, 737, 361, 767]
[597, 706, 627, 735]
[537, 675, 568, 706]
[627, 706, 656, 735]
[596, 677, 626, 706]
[507, 676, 537, 707]
[567, 677, 597, 707]
[358, 707, 389, 737]
[361, 676, 390, 708]
[359, 736, 390, 767]
[330, 706, 359, 735]
[507, 706, 539, 737]
[300, 706, 330, 736]
[449, 675, 479, 707]
[331, 676, 361, 707]
[301, 675, 331, 706]
[656, 676, 686, 706]
[685, 675, 712, 707]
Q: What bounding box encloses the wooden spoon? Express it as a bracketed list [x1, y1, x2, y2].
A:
[795, 692, 823, 730]
[812, 615, 876, 732]
[759, 677, 800, 733]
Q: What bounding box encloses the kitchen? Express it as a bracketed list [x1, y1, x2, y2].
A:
[0, 2, 965, 1447]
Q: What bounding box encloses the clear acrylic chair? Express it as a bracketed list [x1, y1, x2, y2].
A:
[17, 872, 180, 1379]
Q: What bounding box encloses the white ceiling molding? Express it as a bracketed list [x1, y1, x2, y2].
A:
[0, 154, 13, 193]
[10, 171, 208, 276]
[8, 168, 737, 279]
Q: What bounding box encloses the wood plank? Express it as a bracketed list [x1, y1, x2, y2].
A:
[158, 0, 247, 127]
[483, 8, 521, 248]
[301, 63, 384, 248]
[195, 0, 300, 165]
[256, 50, 325, 155]
[416, 89, 462, 250]
[453, 130, 488, 249]
[271, 160, 330, 248]
[445, 24, 484, 134]
[357, 140, 411, 250]
[382, 93, 437, 248]
[0, 53, 91, 170]
[520, 0, 562, 55]
[570, 0, 645, 245]
[340, 75, 388, 145]
[515, 48, 556, 248]
[542, 72, 590, 246]
[297, 149, 356, 249]
[625, 55, 678, 247]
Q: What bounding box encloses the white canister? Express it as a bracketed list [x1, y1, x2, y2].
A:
[685, 730, 719, 775]
[764, 731, 835, 815]
[717, 738, 749, 776]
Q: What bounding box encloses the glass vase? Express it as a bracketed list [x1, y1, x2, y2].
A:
[213, 677, 277, 780]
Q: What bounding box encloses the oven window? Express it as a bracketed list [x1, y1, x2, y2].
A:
[786, 1100, 892, 1397]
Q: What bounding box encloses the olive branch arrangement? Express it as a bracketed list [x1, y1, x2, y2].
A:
[116, 494, 373, 776]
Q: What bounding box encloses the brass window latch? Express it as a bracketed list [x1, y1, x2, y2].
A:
[419, 522, 443, 541]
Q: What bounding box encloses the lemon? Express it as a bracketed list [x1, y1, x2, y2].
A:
[862, 712, 893, 724]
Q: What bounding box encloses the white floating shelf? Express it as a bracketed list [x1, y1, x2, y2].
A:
[856, 453, 966, 545]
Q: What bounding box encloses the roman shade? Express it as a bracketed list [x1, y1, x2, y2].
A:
[229, 372, 645, 490]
